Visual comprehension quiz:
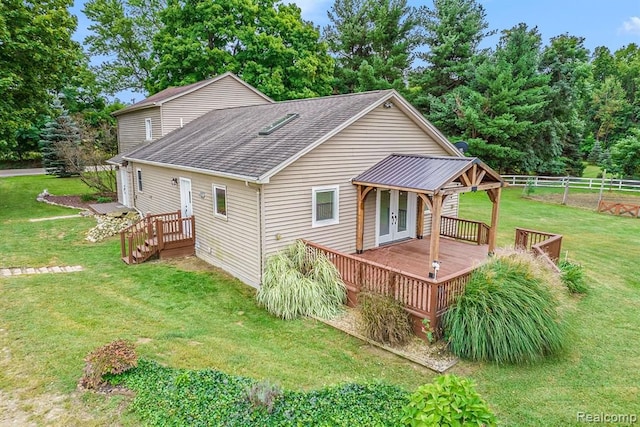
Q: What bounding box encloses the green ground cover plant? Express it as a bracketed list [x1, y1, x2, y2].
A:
[1, 176, 640, 425]
[111, 359, 408, 426]
[559, 259, 588, 294]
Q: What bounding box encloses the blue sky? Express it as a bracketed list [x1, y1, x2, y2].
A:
[71, 0, 640, 102]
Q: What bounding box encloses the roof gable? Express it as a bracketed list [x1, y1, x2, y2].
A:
[112, 72, 272, 117]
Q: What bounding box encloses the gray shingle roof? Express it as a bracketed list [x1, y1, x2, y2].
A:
[352, 154, 499, 193]
[124, 90, 395, 180]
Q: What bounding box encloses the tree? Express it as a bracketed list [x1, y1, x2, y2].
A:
[611, 129, 640, 177]
[456, 24, 551, 173]
[591, 75, 629, 146]
[39, 102, 82, 177]
[408, 0, 493, 119]
[0, 0, 82, 159]
[323, 0, 420, 93]
[540, 35, 591, 175]
[148, 0, 334, 101]
[83, 0, 165, 94]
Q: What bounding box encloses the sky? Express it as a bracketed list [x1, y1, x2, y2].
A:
[70, 0, 640, 103]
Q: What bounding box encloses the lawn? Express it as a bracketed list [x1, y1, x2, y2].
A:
[1, 175, 639, 425]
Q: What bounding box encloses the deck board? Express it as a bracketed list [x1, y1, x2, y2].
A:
[356, 237, 488, 278]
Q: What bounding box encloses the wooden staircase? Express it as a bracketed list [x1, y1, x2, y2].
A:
[120, 211, 196, 264]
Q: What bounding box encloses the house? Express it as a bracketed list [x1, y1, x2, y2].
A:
[117, 82, 505, 289]
[109, 72, 273, 207]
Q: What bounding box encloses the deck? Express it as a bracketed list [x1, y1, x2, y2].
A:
[357, 237, 489, 279]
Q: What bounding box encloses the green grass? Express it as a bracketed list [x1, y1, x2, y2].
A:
[456, 189, 640, 425]
[2, 176, 640, 425]
[0, 175, 436, 425]
[581, 163, 602, 178]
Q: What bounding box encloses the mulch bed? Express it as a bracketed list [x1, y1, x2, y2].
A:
[42, 195, 94, 210]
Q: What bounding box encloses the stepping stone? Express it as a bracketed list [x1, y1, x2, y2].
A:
[11, 269, 22, 275]
[1, 269, 11, 276]
[25, 268, 36, 274]
[38, 267, 49, 273]
[50, 266, 62, 273]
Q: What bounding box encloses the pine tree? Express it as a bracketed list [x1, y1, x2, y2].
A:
[588, 140, 602, 164]
[39, 101, 81, 177]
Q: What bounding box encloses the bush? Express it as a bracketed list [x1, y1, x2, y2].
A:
[402, 374, 497, 427]
[358, 292, 412, 347]
[112, 359, 407, 425]
[246, 380, 282, 414]
[96, 196, 113, 203]
[256, 241, 346, 320]
[80, 339, 138, 390]
[559, 260, 588, 294]
[443, 252, 566, 364]
[80, 193, 97, 202]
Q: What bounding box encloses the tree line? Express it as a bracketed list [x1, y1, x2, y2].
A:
[2, 0, 639, 178]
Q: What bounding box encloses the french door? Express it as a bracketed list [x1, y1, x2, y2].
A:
[377, 189, 416, 245]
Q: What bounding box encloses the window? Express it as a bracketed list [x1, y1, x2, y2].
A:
[312, 185, 339, 227]
[145, 118, 152, 140]
[213, 184, 227, 219]
[136, 168, 143, 192]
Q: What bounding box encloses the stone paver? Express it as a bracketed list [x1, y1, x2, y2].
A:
[0, 266, 84, 277]
[29, 215, 81, 222]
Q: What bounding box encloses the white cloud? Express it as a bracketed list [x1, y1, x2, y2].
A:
[619, 16, 640, 35]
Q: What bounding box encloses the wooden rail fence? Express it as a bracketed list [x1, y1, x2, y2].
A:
[514, 228, 562, 272]
[440, 216, 489, 245]
[304, 240, 474, 337]
[598, 200, 640, 218]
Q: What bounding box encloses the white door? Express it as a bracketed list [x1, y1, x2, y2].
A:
[120, 168, 130, 207]
[179, 178, 192, 217]
[377, 189, 416, 245]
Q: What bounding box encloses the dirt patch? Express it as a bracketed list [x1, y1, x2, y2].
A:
[41, 194, 116, 211]
[527, 192, 640, 210]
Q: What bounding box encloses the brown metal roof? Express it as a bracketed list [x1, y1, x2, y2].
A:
[352, 154, 503, 194]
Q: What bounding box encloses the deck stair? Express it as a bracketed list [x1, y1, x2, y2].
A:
[120, 210, 195, 264]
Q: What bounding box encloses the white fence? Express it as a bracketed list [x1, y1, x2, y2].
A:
[502, 175, 640, 193]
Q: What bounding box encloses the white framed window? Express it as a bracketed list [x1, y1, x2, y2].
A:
[145, 118, 153, 140]
[136, 168, 143, 192]
[213, 184, 227, 219]
[312, 185, 339, 227]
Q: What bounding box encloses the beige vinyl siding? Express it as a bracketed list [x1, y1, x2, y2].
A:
[117, 107, 162, 154]
[131, 162, 262, 287]
[263, 104, 456, 257]
[161, 75, 272, 135]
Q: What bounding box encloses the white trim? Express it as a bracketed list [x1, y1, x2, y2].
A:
[136, 168, 143, 192]
[144, 118, 153, 141]
[212, 184, 228, 220]
[312, 185, 340, 228]
[123, 158, 262, 183]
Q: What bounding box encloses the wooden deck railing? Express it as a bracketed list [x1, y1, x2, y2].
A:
[303, 240, 474, 336]
[120, 211, 195, 264]
[440, 216, 490, 245]
[598, 200, 640, 218]
[514, 228, 562, 272]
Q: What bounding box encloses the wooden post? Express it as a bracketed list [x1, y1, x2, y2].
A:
[416, 195, 424, 239]
[562, 176, 570, 205]
[428, 282, 438, 333]
[355, 186, 373, 254]
[487, 187, 502, 255]
[356, 185, 365, 254]
[428, 193, 443, 278]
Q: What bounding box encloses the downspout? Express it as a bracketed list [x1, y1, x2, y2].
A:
[257, 185, 265, 286]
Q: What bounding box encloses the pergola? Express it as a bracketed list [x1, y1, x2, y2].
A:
[351, 154, 505, 277]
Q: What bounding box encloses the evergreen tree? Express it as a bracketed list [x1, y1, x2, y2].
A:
[408, 0, 493, 120]
[39, 101, 81, 178]
[457, 24, 551, 173]
[588, 140, 602, 164]
[540, 35, 591, 175]
[324, 0, 420, 93]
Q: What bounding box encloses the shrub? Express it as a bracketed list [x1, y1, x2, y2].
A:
[80, 339, 137, 390]
[358, 292, 412, 346]
[559, 259, 588, 294]
[96, 196, 113, 203]
[256, 241, 346, 320]
[80, 193, 97, 202]
[245, 380, 282, 413]
[443, 252, 566, 364]
[113, 359, 407, 425]
[402, 374, 497, 427]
